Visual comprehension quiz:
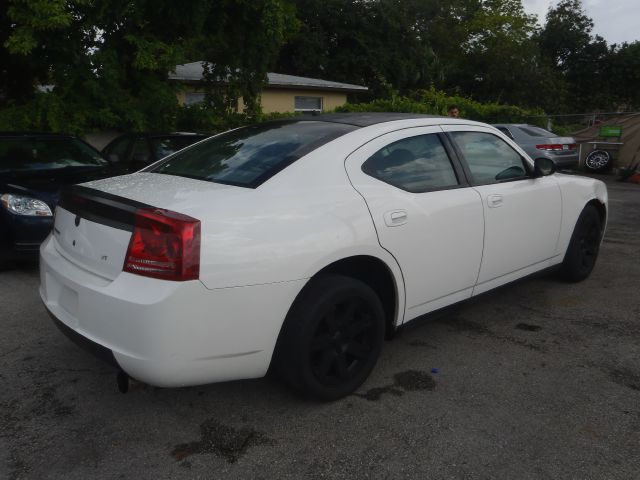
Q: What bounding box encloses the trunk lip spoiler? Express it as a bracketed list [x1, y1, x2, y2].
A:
[58, 185, 154, 232]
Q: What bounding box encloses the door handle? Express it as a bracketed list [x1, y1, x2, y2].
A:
[487, 194, 503, 208]
[384, 210, 408, 227]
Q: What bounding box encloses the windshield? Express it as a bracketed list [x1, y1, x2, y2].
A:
[0, 136, 108, 173]
[149, 121, 357, 188]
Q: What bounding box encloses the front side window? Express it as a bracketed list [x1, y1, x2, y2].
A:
[450, 131, 528, 184]
[149, 121, 357, 188]
[362, 134, 459, 193]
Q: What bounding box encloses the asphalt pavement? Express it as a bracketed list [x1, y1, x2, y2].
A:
[1, 175, 639, 479]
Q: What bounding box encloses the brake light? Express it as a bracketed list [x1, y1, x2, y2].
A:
[536, 143, 577, 151]
[536, 144, 563, 151]
[124, 208, 200, 281]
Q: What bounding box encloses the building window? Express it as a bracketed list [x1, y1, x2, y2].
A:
[294, 96, 323, 112]
[185, 92, 206, 106]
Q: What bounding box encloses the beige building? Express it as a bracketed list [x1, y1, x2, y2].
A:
[170, 62, 367, 113]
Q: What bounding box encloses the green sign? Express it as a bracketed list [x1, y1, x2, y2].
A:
[599, 126, 622, 137]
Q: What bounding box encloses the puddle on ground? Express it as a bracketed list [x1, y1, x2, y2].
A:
[354, 369, 436, 401]
[171, 419, 274, 463]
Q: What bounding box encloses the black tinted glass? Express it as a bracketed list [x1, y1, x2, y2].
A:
[451, 131, 528, 184]
[151, 136, 207, 159]
[362, 134, 458, 193]
[149, 121, 357, 188]
[518, 126, 557, 137]
[0, 137, 107, 173]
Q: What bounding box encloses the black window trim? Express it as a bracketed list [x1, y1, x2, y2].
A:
[360, 132, 469, 194]
[445, 131, 535, 187]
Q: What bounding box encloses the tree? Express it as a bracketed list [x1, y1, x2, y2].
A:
[1, 0, 296, 131]
[536, 0, 612, 112]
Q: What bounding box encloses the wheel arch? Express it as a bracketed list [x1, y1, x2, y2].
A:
[312, 255, 402, 338]
[586, 198, 607, 226]
[270, 254, 404, 372]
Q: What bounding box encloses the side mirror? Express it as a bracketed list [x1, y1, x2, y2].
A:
[533, 157, 556, 177]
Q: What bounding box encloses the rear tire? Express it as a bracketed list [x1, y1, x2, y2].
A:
[585, 150, 611, 172]
[274, 274, 385, 401]
[559, 205, 603, 282]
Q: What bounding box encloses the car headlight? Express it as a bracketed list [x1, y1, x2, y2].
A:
[1, 193, 53, 217]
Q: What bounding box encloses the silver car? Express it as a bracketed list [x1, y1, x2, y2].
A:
[493, 124, 578, 169]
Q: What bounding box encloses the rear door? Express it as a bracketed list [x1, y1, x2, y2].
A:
[344, 127, 484, 321]
[442, 125, 562, 291]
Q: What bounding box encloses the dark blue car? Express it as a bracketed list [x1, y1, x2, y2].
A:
[1, 133, 116, 269]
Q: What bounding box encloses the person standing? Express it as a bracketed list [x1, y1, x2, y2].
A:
[447, 105, 460, 118]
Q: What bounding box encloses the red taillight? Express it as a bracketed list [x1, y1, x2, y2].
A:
[536, 144, 563, 151]
[123, 208, 200, 281]
[536, 143, 577, 151]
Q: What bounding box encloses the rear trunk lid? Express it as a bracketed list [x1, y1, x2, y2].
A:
[52, 172, 248, 280]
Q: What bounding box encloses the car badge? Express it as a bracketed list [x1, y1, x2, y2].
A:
[75, 215, 81, 227]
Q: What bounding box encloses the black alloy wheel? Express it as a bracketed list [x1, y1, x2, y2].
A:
[309, 296, 377, 387]
[275, 274, 386, 400]
[559, 205, 603, 282]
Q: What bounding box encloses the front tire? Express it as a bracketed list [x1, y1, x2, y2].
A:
[559, 205, 603, 282]
[274, 274, 385, 401]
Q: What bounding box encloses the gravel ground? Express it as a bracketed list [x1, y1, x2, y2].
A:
[1, 175, 639, 480]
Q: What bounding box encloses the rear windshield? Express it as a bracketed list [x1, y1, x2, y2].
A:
[148, 121, 357, 188]
[0, 136, 107, 173]
[517, 126, 558, 137]
[151, 136, 208, 159]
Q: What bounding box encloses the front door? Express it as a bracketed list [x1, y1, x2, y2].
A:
[442, 125, 562, 291]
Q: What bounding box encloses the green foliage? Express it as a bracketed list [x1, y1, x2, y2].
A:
[0, 0, 296, 134]
[175, 105, 298, 133]
[335, 87, 544, 124]
[1, 0, 639, 136]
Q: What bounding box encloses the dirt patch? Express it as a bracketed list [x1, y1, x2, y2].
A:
[171, 419, 274, 463]
[354, 370, 436, 401]
[609, 368, 640, 391]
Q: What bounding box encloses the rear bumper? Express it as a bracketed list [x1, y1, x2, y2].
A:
[39, 234, 304, 387]
[46, 307, 120, 368]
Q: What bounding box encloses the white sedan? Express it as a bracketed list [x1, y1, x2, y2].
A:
[40, 114, 608, 400]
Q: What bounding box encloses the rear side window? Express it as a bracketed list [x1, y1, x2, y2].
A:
[362, 134, 459, 193]
[149, 121, 357, 188]
[517, 126, 557, 137]
[451, 131, 528, 184]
